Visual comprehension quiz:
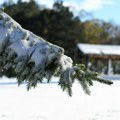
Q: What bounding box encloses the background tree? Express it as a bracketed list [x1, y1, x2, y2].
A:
[83, 19, 118, 44]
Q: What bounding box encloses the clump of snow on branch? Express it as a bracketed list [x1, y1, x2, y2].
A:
[0, 9, 113, 96]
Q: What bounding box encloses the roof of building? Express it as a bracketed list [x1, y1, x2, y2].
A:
[77, 43, 120, 56]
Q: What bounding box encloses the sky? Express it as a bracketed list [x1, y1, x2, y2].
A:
[0, 0, 120, 25]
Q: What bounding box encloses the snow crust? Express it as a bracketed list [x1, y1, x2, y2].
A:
[0, 11, 75, 85]
[0, 12, 64, 64]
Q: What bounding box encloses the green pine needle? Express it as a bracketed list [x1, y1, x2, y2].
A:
[58, 64, 113, 96]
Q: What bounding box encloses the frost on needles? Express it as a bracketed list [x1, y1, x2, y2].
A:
[0, 9, 113, 96]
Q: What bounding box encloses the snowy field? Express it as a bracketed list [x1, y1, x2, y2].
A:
[0, 77, 120, 120]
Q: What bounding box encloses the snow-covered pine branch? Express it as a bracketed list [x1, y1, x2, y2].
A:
[0, 9, 113, 96]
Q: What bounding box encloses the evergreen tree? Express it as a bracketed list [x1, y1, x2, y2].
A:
[0, 9, 113, 96]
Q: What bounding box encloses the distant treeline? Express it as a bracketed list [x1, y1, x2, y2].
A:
[1, 0, 120, 77]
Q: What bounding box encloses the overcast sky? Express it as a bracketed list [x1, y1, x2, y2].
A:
[0, 0, 120, 25]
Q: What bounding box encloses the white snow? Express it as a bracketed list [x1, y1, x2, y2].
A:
[0, 77, 120, 120]
[59, 55, 73, 71]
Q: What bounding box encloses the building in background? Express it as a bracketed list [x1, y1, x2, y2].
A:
[77, 44, 120, 75]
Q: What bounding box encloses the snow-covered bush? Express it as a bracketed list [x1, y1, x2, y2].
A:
[0, 8, 113, 96]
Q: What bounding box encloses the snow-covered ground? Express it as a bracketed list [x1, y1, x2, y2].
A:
[0, 77, 120, 120]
